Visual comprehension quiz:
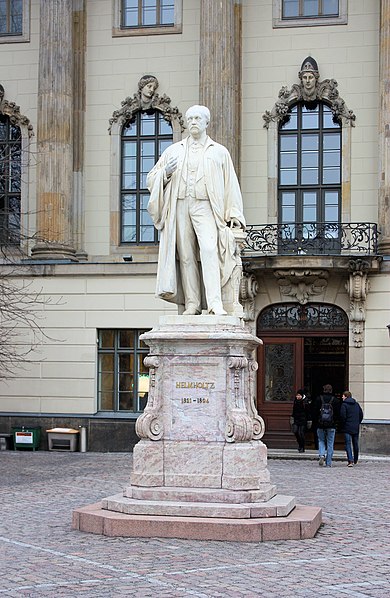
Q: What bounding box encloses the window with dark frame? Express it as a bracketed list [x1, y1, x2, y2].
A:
[278, 102, 341, 244]
[0, 0, 23, 36]
[0, 114, 21, 245]
[121, 110, 173, 244]
[282, 0, 339, 19]
[121, 0, 174, 29]
[98, 329, 151, 414]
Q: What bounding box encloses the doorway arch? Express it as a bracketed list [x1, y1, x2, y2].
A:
[256, 302, 349, 448]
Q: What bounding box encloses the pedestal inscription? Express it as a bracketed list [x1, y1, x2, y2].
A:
[167, 360, 225, 441]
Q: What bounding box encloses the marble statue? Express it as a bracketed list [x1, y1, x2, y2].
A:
[147, 105, 246, 315]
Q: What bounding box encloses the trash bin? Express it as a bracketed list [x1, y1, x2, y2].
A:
[12, 426, 41, 451]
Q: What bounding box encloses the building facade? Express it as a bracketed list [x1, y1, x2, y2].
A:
[0, 0, 389, 453]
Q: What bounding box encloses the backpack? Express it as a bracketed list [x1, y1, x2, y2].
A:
[318, 396, 334, 427]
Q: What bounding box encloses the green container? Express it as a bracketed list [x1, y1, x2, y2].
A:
[12, 426, 41, 451]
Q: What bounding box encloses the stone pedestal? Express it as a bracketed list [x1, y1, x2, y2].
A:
[73, 317, 322, 541]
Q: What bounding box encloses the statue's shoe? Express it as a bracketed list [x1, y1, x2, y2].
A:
[208, 305, 227, 316]
[183, 307, 201, 315]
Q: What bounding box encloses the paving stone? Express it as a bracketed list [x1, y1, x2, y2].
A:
[0, 452, 389, 596]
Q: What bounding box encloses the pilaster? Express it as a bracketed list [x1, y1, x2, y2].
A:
[31, 0, 77, 261]
[378, 0, 390, 253]
[199, 0, 242, 174]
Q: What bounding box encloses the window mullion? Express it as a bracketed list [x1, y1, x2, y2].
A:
[156, 0, 161, 26]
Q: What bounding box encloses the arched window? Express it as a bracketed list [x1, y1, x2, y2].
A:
[278, 102, 341, 244]
[120, 110, 173, 244]
[0, 114, 21, 245]
[257, 302, 348, 333]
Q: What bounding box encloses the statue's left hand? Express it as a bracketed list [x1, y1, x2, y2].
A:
[228, 218, 243, 229]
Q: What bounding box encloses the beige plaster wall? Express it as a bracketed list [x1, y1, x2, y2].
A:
[241, 0, 379, 226]
[84, 0, 200, 256]
[363, 266, 390, 419]
[0, 273, 175, 415]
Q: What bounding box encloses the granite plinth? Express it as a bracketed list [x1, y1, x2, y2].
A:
[72, 502, 322, 542]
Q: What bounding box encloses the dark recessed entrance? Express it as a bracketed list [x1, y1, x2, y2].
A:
[256, 303, 349, 449]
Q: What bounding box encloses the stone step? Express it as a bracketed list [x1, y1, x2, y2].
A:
[72, 502, 322, 542]
[125, 484, 277, 503]
[102, 492, 296, 519]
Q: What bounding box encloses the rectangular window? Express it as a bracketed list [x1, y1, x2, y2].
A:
[113, 0, 181, 37]
[273, 0, 346, 28]
[97, 329, 150, 414]
[0, 0, 29, 43]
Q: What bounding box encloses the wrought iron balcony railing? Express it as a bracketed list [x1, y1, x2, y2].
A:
[243, 222, 378, 256]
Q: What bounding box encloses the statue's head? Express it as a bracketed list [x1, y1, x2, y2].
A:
[299, 56, 319, 101]
[185, 105, 210, 137]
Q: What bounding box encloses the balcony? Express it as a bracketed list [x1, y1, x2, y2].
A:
[243, 222, 378, 257]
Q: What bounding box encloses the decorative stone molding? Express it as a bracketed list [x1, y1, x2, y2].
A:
[274, 269, 329, 305]
[263, 56, 356, 128]
[0, 84, 33, 137]
[226, 356, 253, 442]
[346, 259, 370, 348]
[109, 75, 185, 133]
[225, 356, 265, 442]
[239, 272, 259, 321]
[247, 359, 265, 440]
[135, 355, 163, 441]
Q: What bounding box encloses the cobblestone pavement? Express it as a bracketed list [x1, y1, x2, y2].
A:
[0, 451, 389, 597]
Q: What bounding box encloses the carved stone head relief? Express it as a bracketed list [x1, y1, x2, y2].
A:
[299, 56, 320, 101]
[138, 74, 159, 108]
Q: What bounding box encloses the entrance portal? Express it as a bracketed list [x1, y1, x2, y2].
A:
[256, 303, 349, 449]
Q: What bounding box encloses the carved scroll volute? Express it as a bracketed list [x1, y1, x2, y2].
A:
[240, 272, 259, 321]
[135, 355, 163, 441]
[225, 357, 253, 442]
[247, 359, 265, 440]
[346, 259, 370, 349]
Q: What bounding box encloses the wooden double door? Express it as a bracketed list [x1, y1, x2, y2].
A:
[257, 334, 348, 448]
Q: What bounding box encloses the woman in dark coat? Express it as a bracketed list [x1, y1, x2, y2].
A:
[290, 389, 312, 453]
[339, 390, 364, 466]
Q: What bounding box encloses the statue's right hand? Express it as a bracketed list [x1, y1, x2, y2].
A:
[165, 156, 178, 177]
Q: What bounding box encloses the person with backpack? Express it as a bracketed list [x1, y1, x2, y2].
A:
[339, 390, 364, 467]
[312, 384, 340, 467]
[290, 389, 312, 453]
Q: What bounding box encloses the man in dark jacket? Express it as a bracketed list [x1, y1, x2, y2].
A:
[339, 390, 364, 466]
[290, 389, 312, 453]
[312, 384, 340, 467]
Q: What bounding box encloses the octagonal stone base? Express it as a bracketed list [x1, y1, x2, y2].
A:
[72, 502, 322, 542]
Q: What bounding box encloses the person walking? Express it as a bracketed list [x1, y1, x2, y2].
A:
[339, 390, 364, 467]
[312, 384, 340, 467]
[290, 389, 312, 453]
